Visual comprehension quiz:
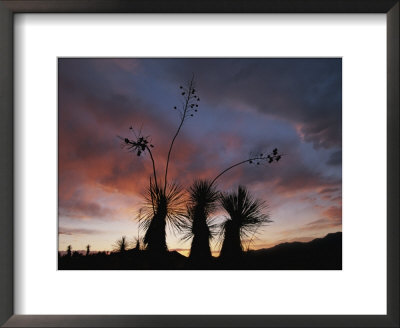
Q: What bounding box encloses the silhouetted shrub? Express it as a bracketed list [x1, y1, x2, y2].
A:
[219, 186, 272, 261]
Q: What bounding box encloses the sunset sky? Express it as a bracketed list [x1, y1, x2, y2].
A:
[58, 58, 342, 256]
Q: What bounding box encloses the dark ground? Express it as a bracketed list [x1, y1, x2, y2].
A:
[58, 232, 342, 270]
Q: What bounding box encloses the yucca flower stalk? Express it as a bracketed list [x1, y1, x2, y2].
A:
[164, 75, 200, 193]
[210, 148, 283, 187]
[120, 77, 200, 255]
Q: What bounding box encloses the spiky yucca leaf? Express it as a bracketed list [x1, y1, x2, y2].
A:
[180, 207, 220, 242]
[188, 180, 220, 215]
[181, 179, 220, 242]
[180, 179, 221, 261]
[138, 179, 186, 252]
[219, 185, 271, 258]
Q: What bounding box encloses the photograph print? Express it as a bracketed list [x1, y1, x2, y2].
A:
[58, 58, 342, 270]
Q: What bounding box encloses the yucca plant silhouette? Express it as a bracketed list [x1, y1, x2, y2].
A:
[133, 223, 144, 251]
[180, 149, 283, 261]
[181, 179, 220, 263]
[66, 245, 72, 257]
[139, 180, 186, 254]
[120, 76, 199, 256]
[219, 186, 271, 261]
[113, 236, 128, 253]
[133, 237, 143, 251]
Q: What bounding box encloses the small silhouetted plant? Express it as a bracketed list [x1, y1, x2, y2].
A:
[67, 245, 72, 257]
[219, 186, 272, 261]
[133, 213, 144, 251]
[132, 235, 146, 252]
[86, 244, 91, 256]
[133, 237, 142, 251]
[73, 250, 82, 257]
[181, 179, 220, 262]
[113, 236, 128, 253]
[120, 76, 199, 255]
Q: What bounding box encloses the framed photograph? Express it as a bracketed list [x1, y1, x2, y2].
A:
[0, 1, 398, 327]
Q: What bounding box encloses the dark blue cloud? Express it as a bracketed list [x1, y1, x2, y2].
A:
[326, 150, 342, 166]
[136, 58, 342, 149]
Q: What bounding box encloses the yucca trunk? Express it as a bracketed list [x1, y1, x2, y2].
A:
[144, 202, 168, 255]
[189, 207, 212, 261]
[220, 220, 242, 260]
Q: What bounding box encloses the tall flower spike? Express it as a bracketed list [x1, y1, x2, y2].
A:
[164, 75, 200, 192]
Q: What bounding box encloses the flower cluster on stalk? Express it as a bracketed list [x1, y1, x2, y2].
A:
[248, 148, 283, 166]
[173, 83, 200, 120]
[120, 128, 154, 157]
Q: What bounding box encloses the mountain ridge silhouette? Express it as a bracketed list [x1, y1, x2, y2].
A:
[242, 231, 342, 270]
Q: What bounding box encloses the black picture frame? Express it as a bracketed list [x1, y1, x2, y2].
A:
[0, 1, 398, 327]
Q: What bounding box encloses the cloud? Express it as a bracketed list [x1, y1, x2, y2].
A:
[322, 205, 342, 220]
[153, 58, 342, 149]
[58, 61, 178, 201]
[298, 205, 342, 232]
[272, 203, 342, 241]
[59, 227, 104, 235]
[319, 187, 341, 194]
[331, 196, 342, 203]
[274, 168, 340, 196]
[318, 186, 341, 202]
[307, 217, 341, 228]
[326, 150, 342, 166]
[109, 58, 140, 72]
[276, 217, 341, 241]
[59, 198, 116, 220]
